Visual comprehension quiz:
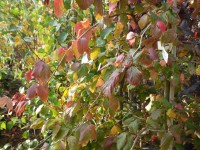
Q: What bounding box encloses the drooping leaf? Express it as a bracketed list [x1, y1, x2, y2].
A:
[114, 53, 125, 67]
[25, 70, 32, 83]
[109, 2, 118, 14]
[37, 84, 48, 102]
[32, 60, 50, 84]
[102, 69, 123, 97]
[117, 132, 127, 150]
[79, 124, 96, 147]
[26, 84, 37, 99]
[54, 0, 64, 18]
[160, 133, 174, 150]
[77, 37, 90, 55]
[76, 0, 94, 10]
[126, 67, 142, 85]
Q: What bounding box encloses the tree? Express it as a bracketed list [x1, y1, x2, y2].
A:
[0, 0, 200, 149]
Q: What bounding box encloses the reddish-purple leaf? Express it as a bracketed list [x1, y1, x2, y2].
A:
[109, 2, 117, 14]
[79, 124, 96, 147]
[126, 67, 142, 85]
[76, 0, 94, 10]
[66, 48, 74, 62]
[43, 0, 50, 6]
[15, 101, 27, 116]
[102, 69, 123, 97]
[54, 0, 64, 18]
[114, 53, 125, 67]
[32, 60, 50, 84]
[122, 54, 132, 68]
[104, 136, 115, 148]
[156, 21, 166, 32]
[148, 48, 158, 60]
[37, 84, 48, 102]
[27, 84, 37, 99]
[25, 70, 32, 83]
[175, 103, 184, 110]
[77, 37, 90, 55]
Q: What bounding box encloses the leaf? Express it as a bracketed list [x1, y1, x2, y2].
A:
[114, 53, 125, 67]
[52, 123, 61, 139]
[175, 103, 184, 110]
[160, 133, 174, 150]
[90, 48, 101, 60]
[170, 125, 182, 144]
[167, 108, 176, 119]
[37, 84, 48, 102]
[102, 68, 123, 97]
[126, 67, 142, 86]
[72, 40, 81, 59]
[54, 0, 64, 18]
[26, 84, 37, 99]
[180, 73, 184, 84]
[104, 136, 115, 148]
[67, 136, 79, 150]
[101, 27, 113, 39]
[129, 119, 140, 133]
[109, 95, 119, 113]
[76, 0, 94, 10]
[0, 96, 13, 110]
[114, 22, 124, 37]
[30, 118, 44, 129]
[58, 32, 68, 43]
[156, 21, 166, 32]
[94, 0, 103, 20]
[148, 48, 158, 60]
[117, 132, 127, 150]
[77, 37, 90, 55]
[109, 2, 118, 14]
[151, 109, 162, 120]
[126, 32, 136, 46]
[138, 14, 149, 29]
[66, 48, 74, 62]
[79, 124, 96, 147]
[161, 29, 177, 43]
[32, 60, 50, 84]
[25, 70, 32, 83]
[110, 125, 121, 136]
[54, 126, 69, 142]
[57, 47, 66, 60]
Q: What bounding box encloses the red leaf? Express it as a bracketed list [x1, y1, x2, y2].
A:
[148, 48, 158, 60]
[25, 70, 32, 83]
[109, 2, 117, 14]
[32, 60, 50, 84]
[77, 37, 90, 55]
[126, 67, 142, 85]
[167, 0, 173, 4]
[57, 47, 66, 60]
[66, 48, 74, 62]
[77, 28, 92, 40]
[72, 40, 81, 59]
[79, 124, 96, 147]
[26, 84, 37, 99]
[114, 53, 125, 67]
[76, 0, 94, 10]
[75, 19, 91, 35]
[15, 101, 27, 116]
[102, 69, 122, 97]
[156, 21, 166, 32]
[54, 0, 64, 18]
[37, 84, 48, 102]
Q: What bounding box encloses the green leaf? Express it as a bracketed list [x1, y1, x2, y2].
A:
[161, 133, 174, 150]
[54, 126, 69, 142]
[78, 64, 89, 77]
[30, 118, 44, 129]
[101, 27, 113, 39]
[0, 121, 6, 130]
[96, 37, 106, 47]
[58, 32, 68, 43]
[129, 119, 140, 133]
[117, 132, 127, 150]
[151, 109, 162, 120]
[67, 136, 79, 150]
[52, 124, 61, 139]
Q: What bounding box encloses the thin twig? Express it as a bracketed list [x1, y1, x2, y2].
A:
[130, 127, 147, 150]
[132, 24, 151, 57]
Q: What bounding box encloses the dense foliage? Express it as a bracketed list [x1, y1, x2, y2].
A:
[0, 0, 200, 149]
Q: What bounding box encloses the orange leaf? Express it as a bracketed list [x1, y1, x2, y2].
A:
[66, 48, 74, 62]
[72, 40, 81, 59]
[37, 84, 48, 102]
[25, 70, 32, 83]
[54, 0, 64, 18]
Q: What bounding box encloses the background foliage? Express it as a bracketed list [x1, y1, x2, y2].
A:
[0, 0, 200, 149]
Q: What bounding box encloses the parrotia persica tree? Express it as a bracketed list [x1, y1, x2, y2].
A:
[0, 0, 200, 149]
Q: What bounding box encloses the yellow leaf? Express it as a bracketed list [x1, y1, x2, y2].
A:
[178, 49, 189, 58]
[167, 109, 176, 119]
[25, 56, 35, 65]
[110, 125, 121, 136]
[114, 22, 124, 37]
[90, 48, 101, 60]
[196, 65, 200, 75]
